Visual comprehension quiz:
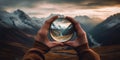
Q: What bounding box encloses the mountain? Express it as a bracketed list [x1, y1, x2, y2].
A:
[91, 13, 120, 46]
[0, 10, 48, 60]
[0, 9, 105, 60]
[0, 10, 101, 45]
[74, 16, 98, 32]
[0, 9, 44, 35]
[0, 24, 34, 60]
[13, 9, 42, 34]
[43, 14, 98, 32]
[0, 10, 101, 34]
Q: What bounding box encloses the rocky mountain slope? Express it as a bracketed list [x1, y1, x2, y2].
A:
[91, 13, 120, 45]
[0, 9, 120, 60]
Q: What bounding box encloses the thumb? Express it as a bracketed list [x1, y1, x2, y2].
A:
[64, 41, 74, 46]
[51, 41, 64, 47]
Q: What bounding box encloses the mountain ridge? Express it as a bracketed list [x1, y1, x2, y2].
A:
[91, 13, 120, 45]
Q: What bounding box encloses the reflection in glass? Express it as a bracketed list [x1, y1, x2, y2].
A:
[49, 18, 74, 42]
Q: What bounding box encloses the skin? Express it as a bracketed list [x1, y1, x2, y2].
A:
[34, 16, 64, 48]
[64, 16, 88, 48]
[23, 16, 100, 60]
[35, 16, 88, 48]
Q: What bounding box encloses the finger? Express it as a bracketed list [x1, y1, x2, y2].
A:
[49, 41, 64, 48]
[52, 41, 64, 46]
[42, 16, 58, 30]
[65, 16, 85, 36]
[37, 16, 58, 37]
[65, 16, 78, 25]
[64, 41, 74, 46]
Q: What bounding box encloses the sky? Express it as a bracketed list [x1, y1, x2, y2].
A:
[0, 0, 120, 20]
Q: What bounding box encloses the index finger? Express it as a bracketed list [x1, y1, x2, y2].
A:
[41, 16, 58, 30]
[65, 16, 85, 34]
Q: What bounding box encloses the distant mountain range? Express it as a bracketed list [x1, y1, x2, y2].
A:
[0, 9, 120, 60]
[0, 9, 119, 46]
[91, 13, 120, 46]
[0, 9, 98, 33]
[0, 10, 35, 60]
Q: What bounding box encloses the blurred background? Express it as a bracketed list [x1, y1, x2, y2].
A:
[0, 0, 120, 60]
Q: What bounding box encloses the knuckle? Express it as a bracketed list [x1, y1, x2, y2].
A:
[76, 22, 80, 25]
[38, 31, 45, 36]
[75, 22, 80, 26]
[81, 31, 86, 36]
[45, 20, 50, 24]
[83, 31, 86, 35]
[78, 31, 86, 37]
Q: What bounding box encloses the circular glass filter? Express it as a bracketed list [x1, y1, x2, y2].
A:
[49, 18, 74, 42]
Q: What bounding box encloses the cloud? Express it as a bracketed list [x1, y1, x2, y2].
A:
[0, 0, 120, 9]
[0, 0, 43, 9]
[86, 0, 120, 6]
[1, 0, 120, 20]
[48, 0, 120, 6]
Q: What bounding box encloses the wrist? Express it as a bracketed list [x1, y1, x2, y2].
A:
[74, 43, 89, 53]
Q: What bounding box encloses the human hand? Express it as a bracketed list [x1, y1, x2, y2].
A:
[64, 16, 89, 48]
[34, 16, 63, 48]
